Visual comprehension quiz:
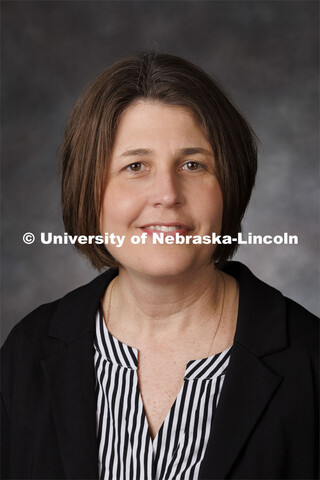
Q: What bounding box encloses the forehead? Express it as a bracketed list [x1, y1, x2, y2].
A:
[112, 100, 211, 152]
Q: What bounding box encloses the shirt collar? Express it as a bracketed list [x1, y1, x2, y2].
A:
[94, 305, 138, 370]
[185, 347, 232, 380]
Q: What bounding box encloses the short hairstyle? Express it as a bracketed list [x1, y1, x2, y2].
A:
[61, 52, 257, 270]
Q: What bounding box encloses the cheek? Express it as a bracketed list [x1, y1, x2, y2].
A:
[100, 184, 142, 229]
[193, 182, 223, 228]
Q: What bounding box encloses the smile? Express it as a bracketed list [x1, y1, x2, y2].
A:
[144, 225, 185, 232]
[140, 223, 192, 237]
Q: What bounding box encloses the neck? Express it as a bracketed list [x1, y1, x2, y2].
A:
[103, 264, 223, 339]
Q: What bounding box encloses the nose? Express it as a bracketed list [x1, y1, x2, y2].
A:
[149, 168, 184, 208]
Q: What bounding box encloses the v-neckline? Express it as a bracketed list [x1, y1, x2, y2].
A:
[95, 306, 232, 444]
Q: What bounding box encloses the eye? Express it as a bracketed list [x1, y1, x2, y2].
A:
[181, 161, 203, 171]
[126, 162, 144, 172]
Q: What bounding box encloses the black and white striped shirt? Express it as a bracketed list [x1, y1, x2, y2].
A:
[94, 306, 231, 480]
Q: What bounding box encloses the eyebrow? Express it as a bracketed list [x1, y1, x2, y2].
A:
[120, 148, 151, 157]
[120, 147, 213, 157]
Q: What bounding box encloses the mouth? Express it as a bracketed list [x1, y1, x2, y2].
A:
[140, 223, 192, 236]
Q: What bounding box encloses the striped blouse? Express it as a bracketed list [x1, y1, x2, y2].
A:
[94, 306, 232, 480]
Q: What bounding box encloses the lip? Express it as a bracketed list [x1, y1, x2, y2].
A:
[140, 222, 192, 237]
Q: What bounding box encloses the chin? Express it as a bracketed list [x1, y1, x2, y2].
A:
[121, 247, 211, 279]
[138, 263, 191, 278]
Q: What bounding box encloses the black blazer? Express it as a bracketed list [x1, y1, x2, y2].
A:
[1, 262, 319, 480]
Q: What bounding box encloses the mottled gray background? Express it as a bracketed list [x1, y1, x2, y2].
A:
[2, 0, 319, 345]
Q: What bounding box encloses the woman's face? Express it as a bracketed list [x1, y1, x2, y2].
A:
[101, 100, 223, 279]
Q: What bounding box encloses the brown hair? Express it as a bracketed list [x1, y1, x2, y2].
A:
[61, 52, 257, 269]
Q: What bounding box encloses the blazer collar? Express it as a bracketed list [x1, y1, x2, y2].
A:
[224, 261, 287, 356]
[47, 268, 118, 344]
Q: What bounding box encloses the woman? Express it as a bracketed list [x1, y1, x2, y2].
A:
[1, 52, 318, 480]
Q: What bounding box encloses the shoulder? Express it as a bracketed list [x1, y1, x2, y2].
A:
[1, 269, 117, 374]
[3, 300, 59, 345]
[225, 260, 318, 323]
[224, 261, 319, 358]
[1, 301, 61, 371]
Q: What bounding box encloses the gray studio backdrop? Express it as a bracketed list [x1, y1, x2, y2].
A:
[2, 0, 319, 344]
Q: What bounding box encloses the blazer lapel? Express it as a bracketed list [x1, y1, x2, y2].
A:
[200, 262, 288, 479]
[40, 268, 118, 479]
[199, 343, 282, 479]
[41, 333, 99, 479]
